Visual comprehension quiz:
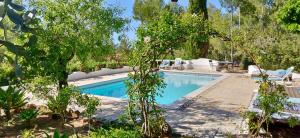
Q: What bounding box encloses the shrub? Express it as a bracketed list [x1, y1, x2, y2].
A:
[76, 94, 100, 130]
[89, 128, 141, 138]
[67, 60, 81, 73]
[19, 109, 38, 127]
[240, 56, 252, 70]
[244, 74, 292, 137]
[47, 87, 75, 127]
[0, 85, 27, 120]
[105, 62, 118, 69]
[20, 129, 35, 138]
[43, 129, 68, 138]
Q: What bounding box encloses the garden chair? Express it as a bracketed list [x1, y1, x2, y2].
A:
[268, 67, 294, 82]
[172, 58, 183, 70]
[159, 60, 170, 69]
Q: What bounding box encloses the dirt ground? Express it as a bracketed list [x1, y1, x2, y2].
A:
[0, 114, 94, 138]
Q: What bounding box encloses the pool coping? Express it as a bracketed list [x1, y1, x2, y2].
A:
[77, 71, 229, 110]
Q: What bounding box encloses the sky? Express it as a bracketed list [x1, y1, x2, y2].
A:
[104, 0, 222, 44]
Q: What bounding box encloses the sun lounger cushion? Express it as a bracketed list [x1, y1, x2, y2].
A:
[248, 65, 266, 76]
[160, 60, 170, 68]
[174, 58, 182, 65]
[253, 97, 300, 113]
[266, 69, 286, 78]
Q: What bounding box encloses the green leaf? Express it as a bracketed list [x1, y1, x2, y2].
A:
[2, 53, 14, 64]
[53, 130, 60, 138]
[60, 133, 68, 138]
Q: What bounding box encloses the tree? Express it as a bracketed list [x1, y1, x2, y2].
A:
[188, 0, 210, 57]
[133, 0, 165, 23]
[277, 0, 300, 33]
[126, 12, 183, 137]
[0, 0, 37, 84]
[207, 5, 231, 60]
[180, 12, 209, 59]
[188, 0, 208, 20]
[29, 0, 125, 89]
[116, 35, 131, 62]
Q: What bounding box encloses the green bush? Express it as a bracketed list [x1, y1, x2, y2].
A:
[43, 129, 68, 138]
[119, 62, 129, 67]
[67, 60, 81, 73]
[0, 85, 27, 120]
[89, 128, 141, 138]
[240, 56, 252, 70]
[68, 61, 129, 72]
[106, 62, 118, 69]
[47, 87, 75, 127]
[98, 61, 128, 69]
[19, 109, 39, 127]
[76, 94, 100, 130]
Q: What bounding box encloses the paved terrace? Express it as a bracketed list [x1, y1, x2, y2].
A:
[165, 74, 257, 137]
[68, 71, 258, 136]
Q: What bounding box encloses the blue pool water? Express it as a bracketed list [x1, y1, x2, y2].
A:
[80, 72, 220, 105]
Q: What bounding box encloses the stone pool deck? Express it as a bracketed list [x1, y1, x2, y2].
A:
[165, 74, 257, 137]
[69, 71, 258, 136]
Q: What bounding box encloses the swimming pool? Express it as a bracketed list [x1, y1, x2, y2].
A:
[80, 72, 220, 105]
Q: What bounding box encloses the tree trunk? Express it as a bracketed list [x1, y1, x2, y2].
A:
[58, 49, 74, 90]
[58, 69, 68, 90]
[200, 41, 209, 57]
[189, 0, 209, 58]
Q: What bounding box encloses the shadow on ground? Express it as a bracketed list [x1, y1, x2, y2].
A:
[166, 97, 242, 137]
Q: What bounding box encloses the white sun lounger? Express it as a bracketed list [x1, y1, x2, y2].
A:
[172, 58, 183, 70]
[159, 60, 170, 69]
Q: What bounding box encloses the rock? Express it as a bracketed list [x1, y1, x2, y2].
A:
[83, 118, 102, 127]
[67, 110, 80, 120]
[13, 108, 22, 114]
[51, 113, 61, 120]
[160, 121, 172, 138]
[38, 105, 49, 115]
[90, 119, 102, 127]
[75, 110, 80, 117]
[83, 118, 89, 123]
[26, 104, 38, 110]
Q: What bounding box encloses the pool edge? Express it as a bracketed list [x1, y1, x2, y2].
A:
[78, 71, 229, 109]
[161, 73, 229, 109]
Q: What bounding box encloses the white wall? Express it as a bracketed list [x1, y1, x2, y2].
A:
[187, 58, 219, 70]
[67, 66, 133, 81]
